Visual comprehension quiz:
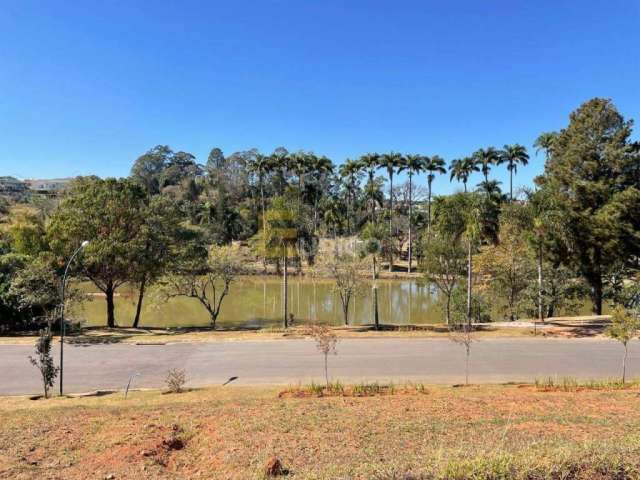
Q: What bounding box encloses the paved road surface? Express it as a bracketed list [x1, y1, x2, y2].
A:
[1, 338, 637, 395]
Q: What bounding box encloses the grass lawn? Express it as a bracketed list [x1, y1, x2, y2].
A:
[1, 384, 639, 479]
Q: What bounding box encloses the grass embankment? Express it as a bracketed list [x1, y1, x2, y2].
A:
[0, 318, 609, 345]
[1, 383, 639, 479]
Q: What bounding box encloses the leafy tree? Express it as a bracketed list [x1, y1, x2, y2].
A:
[497, 144, 529, 201]
[606, 306, 640, 383]
[29, 325, 59, 399]
[9, 254, 68, 321]
[476, 204, 535, 321]
[48, 177, 148, 327]
[130, 145, 173, 195]
[8, 210, 48, 257]
[422, 232, 465, 324]
[433, 192, 485, 325]
[130, 196, 182, 328]
[0, 253, 29, 331]
[540, 98, 640, 314]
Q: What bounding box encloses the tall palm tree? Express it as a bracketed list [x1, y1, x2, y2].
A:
[339, 159, 362, 235]
[497, 144, 529, 201]
[247, 153, 272, 271]
[377, 152, 404, 272]
[358, 153, 381, 222]
[473, 147, 500, 184]
[268, 149, 289, 195]
[309, 155, 334, 232]
[449, 157, 478, 192]
[398, 154, 425, 273]
[424, 155, 447, 232]
[533, 131, 557, 161]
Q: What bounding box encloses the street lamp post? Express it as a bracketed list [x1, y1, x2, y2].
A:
[59, 240, 89, 396]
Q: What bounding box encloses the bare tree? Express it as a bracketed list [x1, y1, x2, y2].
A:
[306, 324, 339, 386]
[449, 323, 475, 386]
[158, 245, 244, 328]
[321, 253, 365, 325]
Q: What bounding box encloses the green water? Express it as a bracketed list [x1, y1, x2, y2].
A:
[78, 276, 593, 329]
[79, 277, 442, 328]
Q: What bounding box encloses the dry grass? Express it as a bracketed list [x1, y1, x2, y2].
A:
[1, 384, 640, 479]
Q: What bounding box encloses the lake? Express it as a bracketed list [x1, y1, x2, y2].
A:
[78, 276, 592, 329]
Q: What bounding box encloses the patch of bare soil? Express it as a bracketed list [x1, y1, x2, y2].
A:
[1, 386, 639, 479]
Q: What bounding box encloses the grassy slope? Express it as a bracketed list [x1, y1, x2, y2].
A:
[1, 385, 640, 479]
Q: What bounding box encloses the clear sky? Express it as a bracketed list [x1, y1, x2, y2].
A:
[1, 1, 639, 194]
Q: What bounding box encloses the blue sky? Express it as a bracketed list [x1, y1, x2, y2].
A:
[1, 1, 639, 194]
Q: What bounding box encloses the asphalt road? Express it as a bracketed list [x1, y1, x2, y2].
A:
[1, 337, 637, 395]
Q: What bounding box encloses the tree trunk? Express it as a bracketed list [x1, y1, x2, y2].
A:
[132, 275, 147, 328]
[372, 256, 377, 280]
[465, 348, 470, 385]
[388, 172, 393, 273]
[446, 293, 451, 325]
[466, 240, 472, 326]
[283, 253, 288, 328]
[408, 174, 413, 274]
[324, 353, 329, 387]
[260, 182, 267, 273]
[509, 167, 513, 202]
[342, 301, 349, 326]
[373, 285, 379, 330]
[623, 344, 628, 384]
[427, 177, 432, 233]
[106, 283, 116, 328]
[537, 245, 544, 322]
[591, 275, 603, 315]
[463, 181, 467, 193]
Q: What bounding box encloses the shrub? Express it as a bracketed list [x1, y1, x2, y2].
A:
[165, 368, 187, 393]
[29, 325, 59, 398]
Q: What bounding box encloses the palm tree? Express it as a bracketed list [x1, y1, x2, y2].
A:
[247, 153, 272, 272]
[473, 147, 500, 184]
[449, 157, 478, 192]
[424, 155, 447, 232]
[497, 144, 529, 201]
[339, 159, 362, 235]
[358, 153, 380, 222]
[533, 131, 557, 161]
[398, 154, 425, 273]
[268, 148, 290, 195]
[476, 179, 503, 199]
[309, 155, 334, 232]
[377, 152, 404, 272]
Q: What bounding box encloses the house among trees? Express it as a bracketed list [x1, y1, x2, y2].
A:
[0, 176, 28, 199]
[25, 178, 72, 197]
